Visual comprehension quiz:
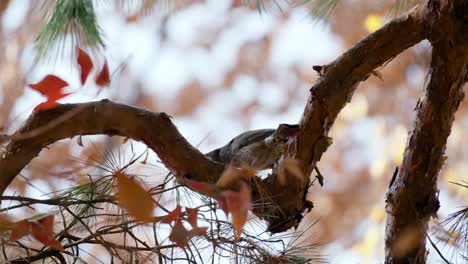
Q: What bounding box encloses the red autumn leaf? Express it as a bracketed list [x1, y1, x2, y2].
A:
[10, 219, 30, 241]
[77, 48, 93, 85]
[28, 75, 71, 111]
[0, 215, 15, 233]
[149, 215, 165, 223]
[31, 223, 63, 251]
[113, 172, 155, 223]
[188, 226, 208, 237]
[215, 195, 229, 216]
[35, 215, 54, 233]
[169, 220, 190, 248]
[29, 75, 68, 96]
[217, 182, 252, 238]
[126, 13, 142, 23]
[183, 179, 217, 197]
[30, 215, 64, 251]
[185, 207, 199, 228]
[161, 206, 182, 224]
[216, 165, 256, 189]
[168, 220, 207, 248]
[95, 60, 110, 87]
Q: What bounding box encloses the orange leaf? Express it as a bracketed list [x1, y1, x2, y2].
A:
[28, 75, 70, 111]
[10, 219, 30, 241]
[114, 172, 155, 223]
[149, 216, 165, 223]
[168, 220, 207, 248]
[169, 220, 190, 248]
[29, 75, 69, 96]
[95, 60, 110, 87]
[188, 226, 208, 237]
[215, 195, 229, 216]
[126, 13, 142, 23]
[77, 48, 93, 85]
[35, 215, 54, 233]
[161, 206, 182, 224]
[216, 165, 256, 189]
[185, 207, 198, 228]
[30, 215, 64, 251]
[183, 179, 217, 197]
[0, 215, 15, 232]
[217, 183, 252, 238]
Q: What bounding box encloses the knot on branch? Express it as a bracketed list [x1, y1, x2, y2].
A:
[424, 0, 468, 45]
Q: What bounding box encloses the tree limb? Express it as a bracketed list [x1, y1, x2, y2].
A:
[384, 0, 468, 263]
[0, 100, 225, 194]
[262, 3, 426, 233]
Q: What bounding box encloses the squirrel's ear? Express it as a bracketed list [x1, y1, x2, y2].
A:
[277, 124, 300, 137]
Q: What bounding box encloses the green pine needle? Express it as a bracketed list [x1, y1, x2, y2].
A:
[309, 0, 339, 21]
[53, 176, 113, 229]
[242, 0, 267, 13]
[35, 0, 105, 58]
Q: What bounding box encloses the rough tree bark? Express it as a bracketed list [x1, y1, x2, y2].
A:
[0, 1, 465, 263]
[263, 3, 426, 233]
[384, 1, 468, 263]
[0, 101, 226, 192]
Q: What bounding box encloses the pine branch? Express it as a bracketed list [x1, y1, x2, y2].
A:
[384, 0, 468, 261]
[35, 0, 104, 58]
[308, 0, 340, 21]
[433, 181, 468, 263]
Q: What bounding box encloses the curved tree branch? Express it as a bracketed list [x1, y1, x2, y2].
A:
[263, 3, 426, 232]
[384, 0, 468, 263]
[0, 100, 225, 194]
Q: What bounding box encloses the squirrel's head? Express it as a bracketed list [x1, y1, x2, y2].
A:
[275, 124, 300, 143]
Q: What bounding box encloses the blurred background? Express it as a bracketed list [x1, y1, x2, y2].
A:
[1, 0, 467, 263]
